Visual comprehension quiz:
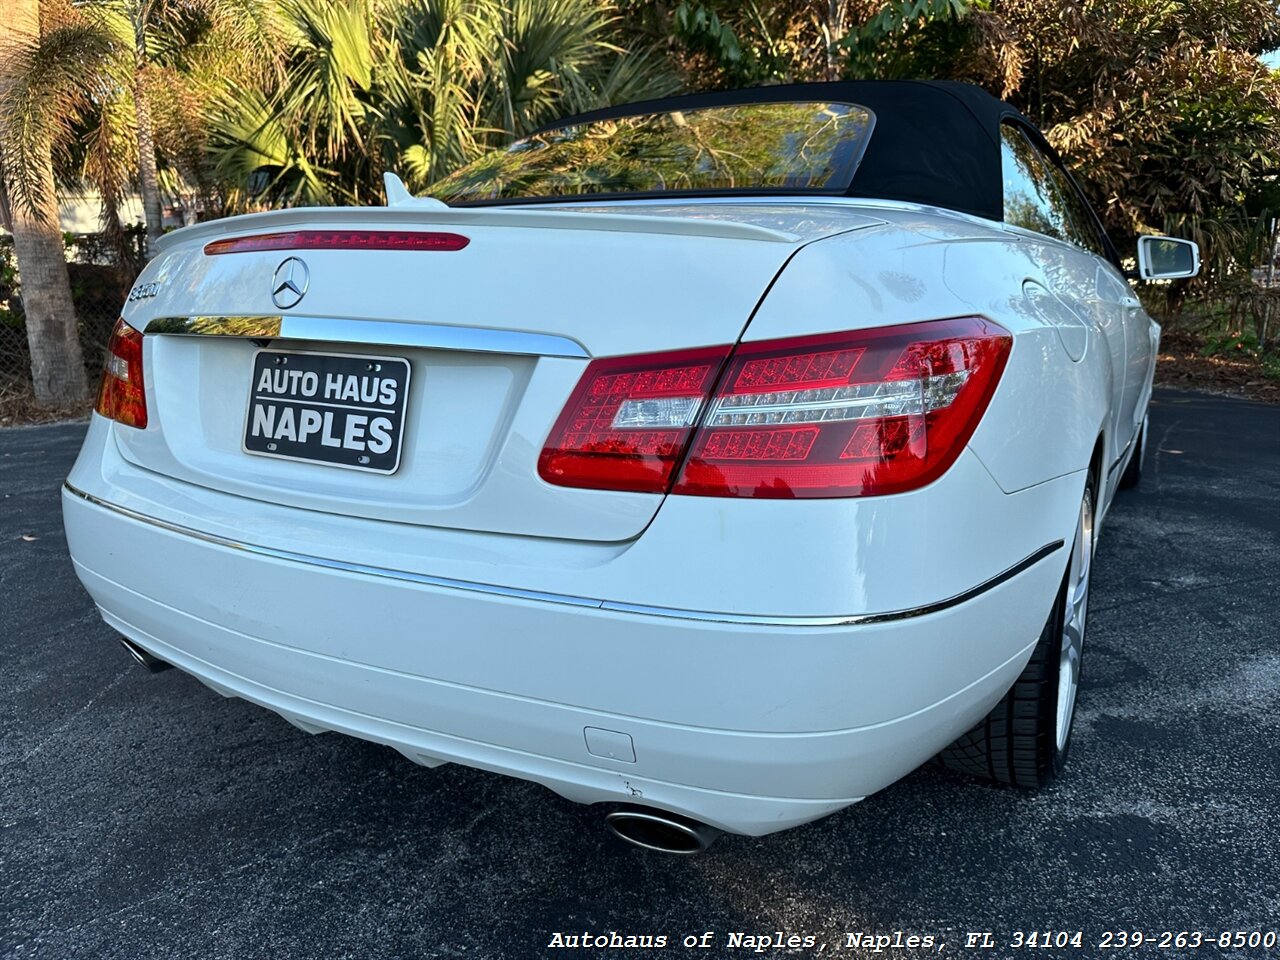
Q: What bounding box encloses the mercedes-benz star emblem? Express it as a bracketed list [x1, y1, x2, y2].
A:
[271, 257, 309, 309]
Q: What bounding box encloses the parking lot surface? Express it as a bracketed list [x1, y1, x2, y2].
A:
[2, 388, 1278, 959]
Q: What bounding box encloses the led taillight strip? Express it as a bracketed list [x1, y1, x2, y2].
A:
[703, 373, 970, 426]
[204, 230, 470, 255]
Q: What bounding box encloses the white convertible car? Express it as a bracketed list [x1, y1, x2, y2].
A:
[64, 81, 1198, 852]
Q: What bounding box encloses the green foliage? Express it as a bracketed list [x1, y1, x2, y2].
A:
[953, 1, 1280, 245]
[0, 18, 118, 215]
[0, 238, 21, 331]
[673, 2, 742, 67]
[1201, 331, 1262, 358]
[857, 0, 969, 38]
[1152, 209, 1280, 345]
[1198, 330, 1280, 381]
[846, 0, 971, 72]
[208, 0, 682, 206]
[619, 1, 975, 87]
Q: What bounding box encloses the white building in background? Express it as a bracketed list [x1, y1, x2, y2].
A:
[57, 192, 188, 234]
[2, 192, 182, 236]
[0, 193, 152, 238]
[56, 193, 149, 234]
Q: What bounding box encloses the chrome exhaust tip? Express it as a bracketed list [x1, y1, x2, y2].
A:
[119, 637, 172, 673]
[604, 806, 722, 855]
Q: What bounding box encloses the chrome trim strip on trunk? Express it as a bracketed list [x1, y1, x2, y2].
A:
[143, 315, 590, 359]
[63, 482, 1062, 627]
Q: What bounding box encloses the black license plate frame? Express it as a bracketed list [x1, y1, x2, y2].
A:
[242, 349, 412, 474]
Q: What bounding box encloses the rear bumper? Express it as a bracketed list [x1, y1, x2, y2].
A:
[63, 484, 1069, 838]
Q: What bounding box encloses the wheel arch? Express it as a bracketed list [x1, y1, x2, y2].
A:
[1089, 431, 1106, 495]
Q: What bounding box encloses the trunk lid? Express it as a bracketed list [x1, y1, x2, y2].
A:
[115, 203, 882, 541]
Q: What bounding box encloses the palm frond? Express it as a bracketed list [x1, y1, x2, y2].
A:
[491, 0, 617, 136]
[275, 0, 376, 160]
[80, 93, 142, 267]
[205, 0, 669, 203]
[558, 45, 682, 116]
[208, 80, 335, 206]
[192, 0, 289, 82]
[0, 22, 122, 214]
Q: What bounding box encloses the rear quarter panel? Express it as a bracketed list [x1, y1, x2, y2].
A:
[744, 211, 1111, 493]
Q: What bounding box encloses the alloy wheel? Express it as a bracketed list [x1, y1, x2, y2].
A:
[1056, 487, 1094, 752]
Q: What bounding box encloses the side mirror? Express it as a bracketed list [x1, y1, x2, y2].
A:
[1137, 235, 1200, 280]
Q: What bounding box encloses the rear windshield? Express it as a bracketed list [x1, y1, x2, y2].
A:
[429, 101, 875, 204]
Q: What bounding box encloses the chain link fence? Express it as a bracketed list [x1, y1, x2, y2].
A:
[1, 229, 144, 420]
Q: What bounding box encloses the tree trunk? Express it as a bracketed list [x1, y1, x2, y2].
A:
[824, 0, 847, 82]
[0, 0, 88, 407]
[132, 9, 163, 258]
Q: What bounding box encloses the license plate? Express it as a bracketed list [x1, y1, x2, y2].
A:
[243, 349, 411, 474]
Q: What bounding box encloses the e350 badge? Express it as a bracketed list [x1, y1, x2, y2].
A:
[127, 281, 161, 302]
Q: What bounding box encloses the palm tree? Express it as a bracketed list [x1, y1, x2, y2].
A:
[129, 4, 165, 254]
[1, 0, 284, 259]
[0, 0, 87, 407]
[209, 0, 682, 207]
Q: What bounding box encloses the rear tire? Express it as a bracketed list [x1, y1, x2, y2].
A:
[938, 476, 1095, 787]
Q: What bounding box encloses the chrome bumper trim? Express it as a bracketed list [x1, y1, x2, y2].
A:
[144, 315, 589, 359]
[64, 482, 1062, 627]
[601, 540, 1064, 626]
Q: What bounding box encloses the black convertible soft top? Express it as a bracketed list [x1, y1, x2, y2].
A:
[540, 80, 1041, 223]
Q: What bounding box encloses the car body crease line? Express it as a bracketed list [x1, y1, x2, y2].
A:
[63, 480, 1062, 627]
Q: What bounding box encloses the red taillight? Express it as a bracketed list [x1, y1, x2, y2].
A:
[95, 318, 148, 429]
[538, 317, 1010, 499]
[674, 317, 1010, 497]
[203, 230, 470, 255]
[537, 346, 732, 493]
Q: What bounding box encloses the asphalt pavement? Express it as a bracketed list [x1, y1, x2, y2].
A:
[2, 389, 1278, 959]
